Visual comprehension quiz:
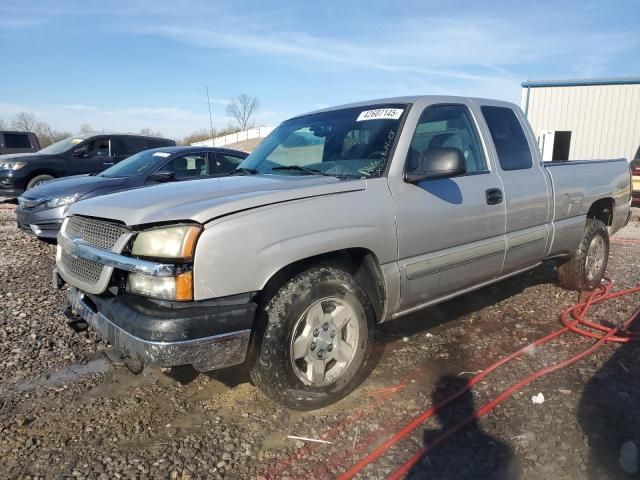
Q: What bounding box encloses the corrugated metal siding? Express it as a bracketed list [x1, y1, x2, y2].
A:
[522, 84, 640, 161]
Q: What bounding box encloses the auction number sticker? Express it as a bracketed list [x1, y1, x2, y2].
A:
[153, 152, 171, 157]
[357, 108, 404, 121]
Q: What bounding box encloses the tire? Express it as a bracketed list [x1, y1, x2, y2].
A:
[249, 266, 375, 410]
[557, 218, 609, 291]
[26, 174, 54, 190]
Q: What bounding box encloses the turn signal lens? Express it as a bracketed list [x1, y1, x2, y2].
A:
[127, 271, 193, 301]
[175, 271, 193, 301]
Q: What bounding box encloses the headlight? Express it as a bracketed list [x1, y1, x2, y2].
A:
[45, 193, 80, 208]
[127, 271, 193, 301]
[132, 225, 201, 259]
[0, 161, 27, 170]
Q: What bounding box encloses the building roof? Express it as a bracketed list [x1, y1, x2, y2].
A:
[522, 77, 640, 88]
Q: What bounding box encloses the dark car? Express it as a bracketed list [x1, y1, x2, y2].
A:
[16, 146, 248, 240]
[0, 133, 175, 198]
[0, 131, 40, 155]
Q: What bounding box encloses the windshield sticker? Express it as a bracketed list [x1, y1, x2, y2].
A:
[70, 138, 83, 144]
[356, 108, 404, 121]
[152, 152, 171, 158]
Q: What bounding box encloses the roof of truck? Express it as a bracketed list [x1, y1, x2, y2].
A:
[290, 95, 516, 119]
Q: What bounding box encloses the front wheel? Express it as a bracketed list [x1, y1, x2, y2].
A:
[249, 266, 374, 410]
[557, 218, 609, 291]
[26, 174, 54, 190]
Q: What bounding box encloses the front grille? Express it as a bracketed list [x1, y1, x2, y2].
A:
[60, 251, 103, 285]
[65, 216, 129, 251]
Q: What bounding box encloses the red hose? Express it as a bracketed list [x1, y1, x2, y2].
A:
[337, 280, 640, 480]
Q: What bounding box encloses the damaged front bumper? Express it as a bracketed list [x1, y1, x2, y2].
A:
[62, 281, 256, 372]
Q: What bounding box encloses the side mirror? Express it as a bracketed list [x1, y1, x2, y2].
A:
[405, 147, 467, 183]
[149, 170, 175, 182]
[72, 150, 86, 158]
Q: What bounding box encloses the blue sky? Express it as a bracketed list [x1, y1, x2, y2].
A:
[0, 0, 638, 139]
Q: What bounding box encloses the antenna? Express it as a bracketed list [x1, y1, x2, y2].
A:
[205, 85, 215, 146]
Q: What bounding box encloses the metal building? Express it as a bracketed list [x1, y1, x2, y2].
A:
[521, 77, 640, 162]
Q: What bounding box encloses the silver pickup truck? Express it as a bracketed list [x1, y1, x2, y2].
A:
[54, 96, 632, 410]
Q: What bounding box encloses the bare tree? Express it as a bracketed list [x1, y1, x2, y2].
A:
[79, 123, 94, 134]
[138, 127, 163, 137]
[226, 94, 259, 131]
[34, 122, 71, 147]
[11, 112, 38, 132]
[0, 117, 5, 129]
[181, 128, 213, 146]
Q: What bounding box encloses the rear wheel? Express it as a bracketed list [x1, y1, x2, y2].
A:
[557, 218, 609, 291]
[249, 266, 374, 410]
[26, 174, 54, 190]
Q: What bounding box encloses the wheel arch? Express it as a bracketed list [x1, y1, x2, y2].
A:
[25, 169, 58, 186]
[587, 197, 615, 227]
[258, 248, 387, 324]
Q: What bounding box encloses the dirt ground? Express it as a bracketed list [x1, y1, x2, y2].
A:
[1, 204, 640, 480]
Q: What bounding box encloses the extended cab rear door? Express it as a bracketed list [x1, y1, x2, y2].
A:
[475, 101, 552, 273]
[388, 98, 507, 309]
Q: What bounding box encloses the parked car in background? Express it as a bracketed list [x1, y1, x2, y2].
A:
[55, 96, 631, 410]
[0, 131, 40, 155]
[0, 133, 175, 198]
[17, 146, 247, 241]
[631, 147, 640, 206]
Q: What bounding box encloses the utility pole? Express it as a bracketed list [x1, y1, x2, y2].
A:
[205, 85, 215, 146]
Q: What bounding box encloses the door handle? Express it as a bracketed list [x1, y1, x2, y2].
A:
[485, 188, 503, 205]
[102, 162, 114, 166]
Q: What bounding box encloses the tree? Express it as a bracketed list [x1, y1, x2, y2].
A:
[11, 112, 38, 132]
[34, 122, 71, 147]
[79, 123, 94, 134]
[181, 128, 213, 146]
[138, 127, 163, 137]
[0, 117, 5, 129]
[226, 94, 259, 131]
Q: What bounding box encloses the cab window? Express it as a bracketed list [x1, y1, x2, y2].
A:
[407, 104, 487, 174]
[164, 153, 209, 179]
[74, 138, 111, 158]
[214, 153, 245, 174]
[481, 106, 532, 171]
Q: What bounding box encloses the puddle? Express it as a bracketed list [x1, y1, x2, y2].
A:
[3, 357, 112, 394]
[45, 358, 111, 384]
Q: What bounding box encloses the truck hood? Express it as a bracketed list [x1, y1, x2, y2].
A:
[21, 175, 127, 199]
[68, 175, 367, 226]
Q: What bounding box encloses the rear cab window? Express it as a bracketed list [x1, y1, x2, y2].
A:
[481, 106, 532, 171]
[122, 137, 148, 155]
[4, 133, 33, 149]
[146, 138, 174, 149]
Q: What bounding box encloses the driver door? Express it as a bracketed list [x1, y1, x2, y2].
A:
[70, 137, 115, 174]
[391, 103, 507, 309]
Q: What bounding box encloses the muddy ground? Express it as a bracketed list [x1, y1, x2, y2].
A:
[1, 203, 640, 480]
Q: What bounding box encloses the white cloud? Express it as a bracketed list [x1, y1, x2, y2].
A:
[1, 0, 637, 133]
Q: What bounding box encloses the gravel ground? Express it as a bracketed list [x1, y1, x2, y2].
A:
[1, 204, 639, 479]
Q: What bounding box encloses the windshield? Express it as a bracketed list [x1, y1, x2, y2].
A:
[38, 136, 86, 155]
[239, 104, 407, 178]
[99, 149, 168, 178]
